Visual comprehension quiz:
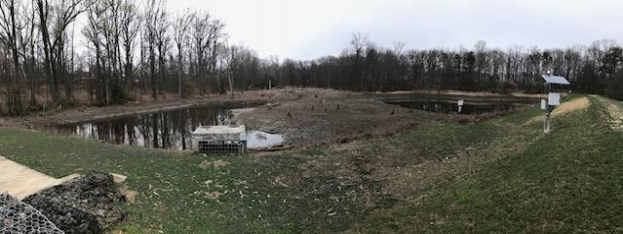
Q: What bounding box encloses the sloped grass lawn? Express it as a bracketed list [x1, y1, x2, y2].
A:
[356, 95, 623, 233]
[1, 95, 620, 233]
[0, 128, 331, 233]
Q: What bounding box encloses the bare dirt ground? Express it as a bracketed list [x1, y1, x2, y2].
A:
[236, 88, 420, 148]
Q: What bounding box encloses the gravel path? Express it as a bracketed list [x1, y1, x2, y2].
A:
[594, 95, 623, 132]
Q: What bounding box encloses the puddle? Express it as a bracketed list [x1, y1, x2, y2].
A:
[48, 105, 284, 150]
[246, 130, 285, 149]
[385, 99, 528, 115]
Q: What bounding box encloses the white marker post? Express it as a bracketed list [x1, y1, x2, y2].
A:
[457, 99, 464, 114]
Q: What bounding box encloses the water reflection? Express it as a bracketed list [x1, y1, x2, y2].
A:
[51, 105, 284, 150]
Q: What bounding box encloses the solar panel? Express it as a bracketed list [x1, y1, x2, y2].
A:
[542, 75, 570, 85]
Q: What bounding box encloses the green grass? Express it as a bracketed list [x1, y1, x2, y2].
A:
[355, 95, 623, 233]
[1, 95, 622, 233]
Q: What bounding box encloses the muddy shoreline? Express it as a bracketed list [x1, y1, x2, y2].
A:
[374, 92, 543, 104]
[56, 99, 267, 125]
[1, 89, 541, 150]
[2, 90, 295, 129]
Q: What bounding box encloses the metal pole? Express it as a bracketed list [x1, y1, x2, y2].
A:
[544, 107, 552, 133]
[544, 112, 548, 133]
[544, 82, 553, 133]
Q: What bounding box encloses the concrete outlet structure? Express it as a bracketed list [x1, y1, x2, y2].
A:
[192, 125, 248, 154]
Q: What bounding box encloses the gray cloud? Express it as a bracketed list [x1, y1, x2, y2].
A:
[289, 0, 622, 60]
[171, 0, 622, 60]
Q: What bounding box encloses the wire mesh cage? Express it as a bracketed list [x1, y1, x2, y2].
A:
[192, 126, 247, 155]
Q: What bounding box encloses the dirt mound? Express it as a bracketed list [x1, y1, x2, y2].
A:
[552, 97, 590, 116]
[528, 97, 590, 124]
[237, 90, 417, 148]
[199, 160, 231, 169]
[204, 192, 221, 200]
[23, 172, 126, 234]
[119, 186, 139, 205]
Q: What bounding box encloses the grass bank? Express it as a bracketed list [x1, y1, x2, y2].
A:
[0, 94, 621, 233]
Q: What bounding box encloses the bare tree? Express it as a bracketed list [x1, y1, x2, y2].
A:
[82, 0, 106, 104]
[474, 40, 488, 88]
[34, 0, 86, 103]
[190, 11, 210, 95]
[19, 1, 39, 107]
[154, 4, 169, 95]
[221, 41, 237, 99]
[144, 0, 166, 100]
[208, 19, 225, 93]
[173, 10, 193, 97]
[351, 32, 368, 91]
[82, 0, 135, 105]
[393, 41, 405, 56]
[120, 0, 141, 94]
[0, 0, 23, 114]
[267, 55, 279, 89]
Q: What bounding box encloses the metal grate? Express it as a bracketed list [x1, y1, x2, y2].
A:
[198, 141, 245, 154]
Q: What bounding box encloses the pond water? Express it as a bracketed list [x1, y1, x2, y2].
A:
[50, 105, 284, 150]
[384, 99, 528, 115]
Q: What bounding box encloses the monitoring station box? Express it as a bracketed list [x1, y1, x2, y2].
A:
[541, 74, 571, 133]
[548, 93, 561, 106]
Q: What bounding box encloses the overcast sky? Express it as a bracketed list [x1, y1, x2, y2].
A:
[167, 0, 623, 60]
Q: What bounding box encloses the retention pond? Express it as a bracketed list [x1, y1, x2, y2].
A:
[382, 94, 536, 115]
[48, 105, 284, 151]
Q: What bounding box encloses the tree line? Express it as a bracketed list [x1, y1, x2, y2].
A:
[0, 0, 249, 115]
[272, 35, 623, 99]
[1, 0, 622, 116]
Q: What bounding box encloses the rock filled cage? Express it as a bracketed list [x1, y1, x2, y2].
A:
[192, 125, 247, 154]
[0, 193, 64, 234]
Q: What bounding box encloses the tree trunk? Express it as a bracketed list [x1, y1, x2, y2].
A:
[150, 44, 157, 100]
[177, 43, 183, 98]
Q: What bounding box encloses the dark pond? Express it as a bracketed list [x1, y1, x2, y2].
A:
[49, 105, 284, 150]
[384, 99, 529, 115]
